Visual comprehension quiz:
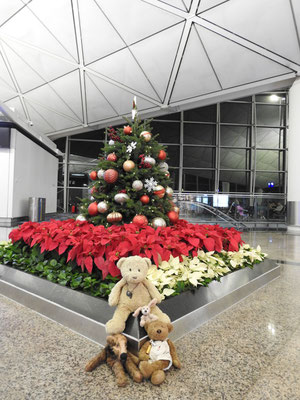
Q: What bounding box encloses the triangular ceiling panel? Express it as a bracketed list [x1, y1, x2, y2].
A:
[291, 0, 300, 35]
[4, 96, 27, 123]
[86, 72, 158, 116]
[201, 0, 300, 65]
[25, 81, 82, 123]
[182, 0, 192, 11]
[85, 73, 118, 123]
[195, 23, 294, 88]
[157, 0, 189, 12]
[94, 0, 184, 45]
[0, 0, 24, 26]
[78, 0, 125, 64]
[24, 101, 54, 135]
[1, 41, 45, 92]
[170, 24, 222, 103]
[26, 0, 78, 62]
[0, 53, 17, 101]
[0, 6, 75, 62]
[3, 38, 76, 83]
[88, 48, 160, 101]
[49, 70, 83, 122]
[25, 99, 82, 132]
[130, 23, 184, 101]
[197, 0, 227, 14]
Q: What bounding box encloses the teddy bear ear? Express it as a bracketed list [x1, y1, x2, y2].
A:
[143, 258, 152, 269]
[117, 257, 126, 269]
[107, 335, 116, 346]
[167, 323, 173, 333]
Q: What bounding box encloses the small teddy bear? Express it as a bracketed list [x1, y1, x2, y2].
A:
[138, 320, 181, 385]
[133, 298, 158, 327]
[85, 334, 142, 387]
[106, 256, 170, 335]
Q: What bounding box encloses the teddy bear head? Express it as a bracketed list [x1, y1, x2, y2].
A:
[144, 320, 173, 341]
[116, 256, 151, 284]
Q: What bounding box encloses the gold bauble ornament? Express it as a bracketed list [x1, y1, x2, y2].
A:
[107, 212, 122, 223]
[140, 131, 152, 142]
[123, 160, 135, 172]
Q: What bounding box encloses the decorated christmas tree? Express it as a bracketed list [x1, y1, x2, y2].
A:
[77, 100, 179, 227]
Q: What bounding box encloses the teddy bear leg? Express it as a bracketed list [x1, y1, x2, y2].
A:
[139, 360, 169, 379]
[106, 306, 131, 335]
[112, 360, 128, 387]
[126, 355, 143, 383]
[151, 370, 166, 385]
[85, 348, 106, 372]
[151, 306, 171, 324]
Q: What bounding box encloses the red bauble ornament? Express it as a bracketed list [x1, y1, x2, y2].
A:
[140, 195, 150, 204]
[133, 215, 148, 227]
[168, 211, 179, 224]
[158, 150, 167, 160]
[123, 125, 132, 135]
[154, 185, 166, 198]
[88, 202, 98, 216]
[107, 212, 122, 223]
[107, 153, 117, 162]
[104, 169, 118, 183]
[89, 171, 97, 180]
[91, 187, 98, 195]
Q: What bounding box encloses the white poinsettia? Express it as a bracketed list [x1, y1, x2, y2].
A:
[147, 242, 267, 299]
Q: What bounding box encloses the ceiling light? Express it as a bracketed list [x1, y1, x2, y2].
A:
[270, 95, 279, 102]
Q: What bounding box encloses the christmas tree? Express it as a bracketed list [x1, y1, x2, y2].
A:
[77, 100, 179, 228]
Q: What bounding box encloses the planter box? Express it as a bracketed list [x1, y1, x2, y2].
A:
[0, 260, 280, 351]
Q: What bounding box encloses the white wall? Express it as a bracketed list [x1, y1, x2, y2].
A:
[9, 129, 58, 217]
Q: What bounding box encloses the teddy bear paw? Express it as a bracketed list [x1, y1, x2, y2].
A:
[151, 370, 166, 385]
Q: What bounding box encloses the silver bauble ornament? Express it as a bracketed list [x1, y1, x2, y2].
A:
[152, 217, 167, 228]
[114, 193, 129, 204]
[132, 180, 143, 191]
[166, 187, 173, 197]
[97, 201, 109, 213]
[158, 162, 169, 172]
[144, 156, 156, 166]
[108, 140, 115, 145]
[76, 215, 86, 221]
[97, 169, 105, 179]
[90, 196, 94, 201]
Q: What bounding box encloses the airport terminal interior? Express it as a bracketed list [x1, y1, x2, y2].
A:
[1, 0, 300, 399]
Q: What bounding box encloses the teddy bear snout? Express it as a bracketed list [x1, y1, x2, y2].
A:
[120, 352, 127, 362]
[157, 329, 162, 334]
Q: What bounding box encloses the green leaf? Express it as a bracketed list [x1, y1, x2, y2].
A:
[50, 259, 57, 267]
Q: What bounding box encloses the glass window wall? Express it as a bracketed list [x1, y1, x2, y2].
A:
[54, 90, 288, 212]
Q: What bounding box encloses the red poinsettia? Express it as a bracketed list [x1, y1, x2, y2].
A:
[9, 219, 244, 277]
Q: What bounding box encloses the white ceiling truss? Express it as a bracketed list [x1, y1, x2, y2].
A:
[0, 0, 299, 141]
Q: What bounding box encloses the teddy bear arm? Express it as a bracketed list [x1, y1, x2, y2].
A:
[168, 339, 181, 369]
[108, 278, 126, 306]
[142, 280, 163, 303]
[127, 351, 139, 365]
[138, 340, 151, 361]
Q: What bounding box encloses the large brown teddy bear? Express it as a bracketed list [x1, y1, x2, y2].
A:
[138, 320, 181, 385]
[85, 334, 142, 387]
[106, 256, 170, 335]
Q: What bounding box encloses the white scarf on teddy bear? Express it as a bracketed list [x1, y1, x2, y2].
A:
[149, 340, 172, 370]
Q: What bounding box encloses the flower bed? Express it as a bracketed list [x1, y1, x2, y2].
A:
[0, 219, 266, 299]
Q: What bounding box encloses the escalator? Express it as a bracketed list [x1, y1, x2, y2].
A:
[178, 201, 249, 231]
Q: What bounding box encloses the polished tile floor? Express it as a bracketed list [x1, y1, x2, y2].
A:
[1, 232, 300, 400]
